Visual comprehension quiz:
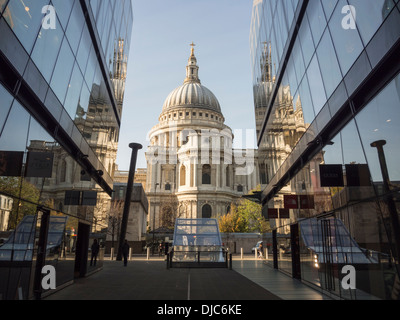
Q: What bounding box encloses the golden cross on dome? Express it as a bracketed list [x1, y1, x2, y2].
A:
[190, 42, 196, 55]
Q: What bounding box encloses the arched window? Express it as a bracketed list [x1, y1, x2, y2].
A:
[226, 166, 230, 186]
[237, 185, 243, 193]
[202, 204, 212, 219]
[202, 165, 211, 185]
[180, 165, 186, 186]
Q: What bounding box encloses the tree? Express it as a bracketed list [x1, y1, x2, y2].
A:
[107, 200, 124, 250]
[218, 204, 247, 233]
[218, 186, 271, 234]
[0, 177, 41, 230]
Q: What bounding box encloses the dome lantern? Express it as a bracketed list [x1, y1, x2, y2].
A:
[161, 43, 222, 114]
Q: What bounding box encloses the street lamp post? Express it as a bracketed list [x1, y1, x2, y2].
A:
[371, 140, 400, 279]
[153, 182, 159, 255]
[116, 143, 143, 261]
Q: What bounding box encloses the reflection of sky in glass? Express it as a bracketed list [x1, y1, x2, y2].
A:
[356, 74, 400, 182]
[328, 0, 364, 76]
[0, 86, 14, 132]
[0, 102, 30, 152]
[347, 0, 395, 45]
[307, 54, 326, 115]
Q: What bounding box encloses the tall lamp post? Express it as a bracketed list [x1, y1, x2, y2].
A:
[117, 143, 143, 261]
[152, 182, 159, 255]
[371, 140, 400, 279]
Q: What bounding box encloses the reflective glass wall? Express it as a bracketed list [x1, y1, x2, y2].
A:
[0, 0, 133, 299]
[251, 0, 400, 299]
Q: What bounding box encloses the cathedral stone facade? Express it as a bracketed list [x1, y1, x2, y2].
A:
[145, 45, 259, 231]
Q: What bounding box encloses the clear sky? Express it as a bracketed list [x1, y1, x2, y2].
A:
[115, 0, 256, 171]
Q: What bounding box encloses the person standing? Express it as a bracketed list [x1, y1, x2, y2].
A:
[90, 239, 100, 266]
[122, 240, 130, 266]
[258, 242, 264, 259]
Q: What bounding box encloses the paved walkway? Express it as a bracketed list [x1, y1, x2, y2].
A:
[44, 255, 332, 301]
[233, 260, 332, 300]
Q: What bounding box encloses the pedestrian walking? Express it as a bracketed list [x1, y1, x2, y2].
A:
[90, 239, 100, 266]
[122, 240, 130, 266]
[159, 242, 163, 257]
[258, 242, 263, 259]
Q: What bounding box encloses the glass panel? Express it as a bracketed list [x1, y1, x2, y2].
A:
[277, 225, 292, 275]
[0, 85, 14, 133]
[347, 0, 395, 46]
[0, 101, 30, 152]
[76, 24, 91, 75]
[328, 0, 364, 76]
[316, 29, 343, 98]
[23, 60, 48, 102]
[296, 75, 316, 125]
[298, 15, 315, 69]
[65, 0, 85, 54]
[172, 219, 225, 264]
[51, 0, 74, 31]
[31, 18, 63, 82]
[307, 0, 327, 47]
[366, 7, 400, 68]
[341, 120, 367, 166]
[4, 0, 50, 52]
[0, 0, 8, 13]
[321, 0, 338, 21]
[50, 38, 74, 104]
[306, 54, 326, 116]
[64, 62, 84, 118]
[355, 73, 400, 189]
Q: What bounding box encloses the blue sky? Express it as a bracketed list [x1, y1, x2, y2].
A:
[116, 0, 256, 170]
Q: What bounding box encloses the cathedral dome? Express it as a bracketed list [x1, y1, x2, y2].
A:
[162, 82, 221, 113]
[161, 43, 222, 114]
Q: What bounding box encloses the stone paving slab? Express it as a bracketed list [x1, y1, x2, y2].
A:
[45, 260, 281, 300]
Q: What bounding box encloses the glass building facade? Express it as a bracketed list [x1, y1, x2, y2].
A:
[251, 0, 400, 299]
[0, 0, 133, 299]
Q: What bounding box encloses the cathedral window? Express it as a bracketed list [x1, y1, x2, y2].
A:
[180, 165, 186, 186]
[202, 204, 212, 219]
[202, 165, 211, 185]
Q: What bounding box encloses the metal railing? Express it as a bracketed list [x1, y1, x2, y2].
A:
[167, 249, 232, 269]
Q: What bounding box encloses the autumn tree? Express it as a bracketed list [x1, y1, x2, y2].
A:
[218, 205, 247, 233]
[0, 177, 41, 229]
[218, 186, 271, 234]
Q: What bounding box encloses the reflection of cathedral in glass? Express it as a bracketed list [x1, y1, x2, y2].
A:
[256, 42, 306, 188]
[26, 36, 130, 232]
[251, 0, 400, 300]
